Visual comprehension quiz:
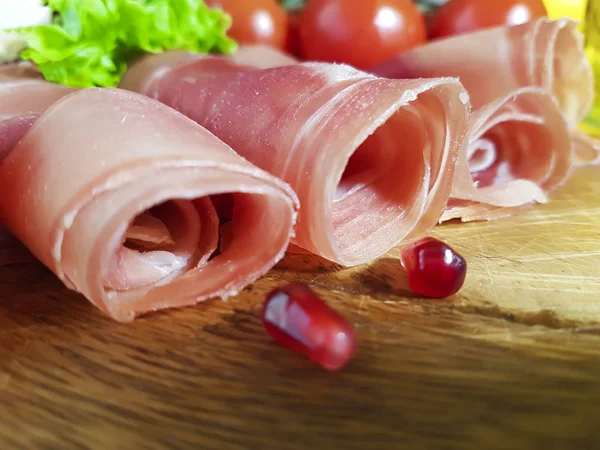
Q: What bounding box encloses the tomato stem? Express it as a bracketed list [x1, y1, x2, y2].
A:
[280, 0, 306, 11]
[416, 0, 448, 13]
[280, 0, 448, 13]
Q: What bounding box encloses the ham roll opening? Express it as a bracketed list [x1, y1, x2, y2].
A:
[371, 17, 597, 165]
[0, 88, 298, 322]
[120, 51, 470, 266]
[442, 87, 572, 221]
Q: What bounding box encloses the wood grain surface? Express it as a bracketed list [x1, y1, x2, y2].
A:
[1, 166, 600, 449]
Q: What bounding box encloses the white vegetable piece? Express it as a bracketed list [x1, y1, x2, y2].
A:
[0, 0, 53, 63]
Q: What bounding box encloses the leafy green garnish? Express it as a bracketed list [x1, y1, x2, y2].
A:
[19, 0, 236, 88]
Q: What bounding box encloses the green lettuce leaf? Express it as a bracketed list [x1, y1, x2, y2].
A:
[19, 0, 236, 88]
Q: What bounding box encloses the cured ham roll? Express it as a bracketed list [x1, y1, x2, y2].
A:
[120, 51, 470, 266]
[0, 63, 75, 265]
[372, 17, 596, 165]
[440, 87, 572, 221]
[371, 18, 580, 221]
[0, 78, 298, 322]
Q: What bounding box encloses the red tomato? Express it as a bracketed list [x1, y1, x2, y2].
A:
[299, 0, 427, 69]
[207, 0, 289, 49]
[428, 0, 548, 40]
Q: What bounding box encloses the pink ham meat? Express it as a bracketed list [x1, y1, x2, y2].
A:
[120, 50, 470, 266]
[0, 63, 74, 158]
[440, 87, 571, 221]
[0, 64, 75, 264]
[0, 75, 298, 322]
[373, 17, 596, 165]
[372, 18, 580, 221]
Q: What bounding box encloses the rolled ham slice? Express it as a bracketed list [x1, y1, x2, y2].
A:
[120, 50, 470, 266]
[0, 79, 298, 322]
[372, 17, 597, 165]
[370, 19, 579, 221]
[441, 86, 572, 221]
[0, 63, 75, 265]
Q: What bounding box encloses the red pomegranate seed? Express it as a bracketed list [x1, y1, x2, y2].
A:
[400, 237, 467, 298]
[262, 282, 357, 371]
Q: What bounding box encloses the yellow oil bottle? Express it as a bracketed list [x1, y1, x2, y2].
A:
[545, 0, 600, 136]
[581, 1, 600, 135]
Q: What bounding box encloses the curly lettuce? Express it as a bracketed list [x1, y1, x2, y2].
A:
[19, 0, 236, 88]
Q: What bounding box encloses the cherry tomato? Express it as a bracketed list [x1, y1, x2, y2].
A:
[428, 0, 548, 40]
[299, 0, 427, 70]
[207, 0, 289, 49]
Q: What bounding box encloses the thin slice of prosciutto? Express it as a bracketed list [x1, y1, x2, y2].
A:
[0, 62, 75, 265]
[371, 19, 580, 221]
[372, 17, 597, 165]
[0, 75, 298, 322]
[120, 50, 470, 266]
[441, 86, 572, 221]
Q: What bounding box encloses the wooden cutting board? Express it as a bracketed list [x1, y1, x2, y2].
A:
[0, 166, 599, 449]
